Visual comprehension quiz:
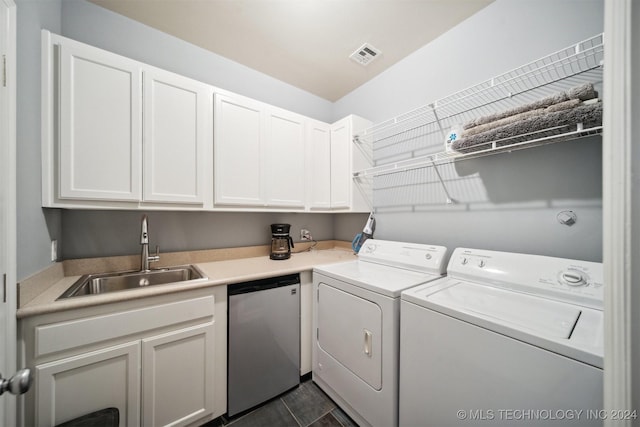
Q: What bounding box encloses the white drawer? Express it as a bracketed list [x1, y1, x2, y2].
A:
[35, 295, 215, 358]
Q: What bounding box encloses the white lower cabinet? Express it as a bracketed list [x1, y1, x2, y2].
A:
[142, 324, 215, 427]
[19, 288, 226, 427]
[36, 341, 141, 427]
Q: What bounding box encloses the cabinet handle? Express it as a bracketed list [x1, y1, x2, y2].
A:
[363, 329, 372, 357]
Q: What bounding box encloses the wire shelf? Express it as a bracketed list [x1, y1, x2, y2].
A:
[352, 33, 604, 185]
[354, 33, 604, 147]
[353, 125, 602, 178]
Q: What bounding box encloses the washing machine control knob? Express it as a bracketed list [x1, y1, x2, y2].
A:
[478, 260, 486, 268]
[425, 253, 432, 260]
[461, 257, 468, 265]
[560, 270, 587, 286]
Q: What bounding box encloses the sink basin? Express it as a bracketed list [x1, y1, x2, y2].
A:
[57, 265, 208, 299]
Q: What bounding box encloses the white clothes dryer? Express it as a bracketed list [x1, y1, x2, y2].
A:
[313, 239, 448, 427]
[400, 248, 604, 427]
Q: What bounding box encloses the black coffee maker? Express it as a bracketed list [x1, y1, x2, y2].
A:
[270, 223, 294, 260]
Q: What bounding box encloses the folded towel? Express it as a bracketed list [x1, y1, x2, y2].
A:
[462, 98, 582, 138]
[463, 83, 597, 131]
[452, 101, 602, 153]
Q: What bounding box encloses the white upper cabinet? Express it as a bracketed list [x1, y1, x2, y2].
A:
[43, 31, 211, 208]
[307, 120, 331, 210]
[214, 93, 307, 208]
[329, 118, 352, 209]
[265, 108, 306, 207]
[329, 115, 373, 212]
[42, 31, 369, 212]
[213, 93, 264, 206]
[58, 39, 143, 201]
[143, 68, 210, 204]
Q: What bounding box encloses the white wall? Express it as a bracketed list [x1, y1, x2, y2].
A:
[333, 0, 604, 262]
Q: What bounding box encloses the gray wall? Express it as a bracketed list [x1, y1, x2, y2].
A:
[61, 211, 336, 259]
[16, 0, 63, 280]
[333, 0, 604, 262]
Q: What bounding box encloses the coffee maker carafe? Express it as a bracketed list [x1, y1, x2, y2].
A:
[270, 224, 294, 260]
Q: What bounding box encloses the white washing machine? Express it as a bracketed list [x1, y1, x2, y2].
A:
[400, 248, 604, 427]
[313, 239, 448, 427]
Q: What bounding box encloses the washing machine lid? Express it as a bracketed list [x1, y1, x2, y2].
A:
[314, 260, 442, 298]
[421, 278, 580, 338]
[403, 277, 604, 367]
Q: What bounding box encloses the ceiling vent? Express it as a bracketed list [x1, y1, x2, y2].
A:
[349, 43, 381, 66]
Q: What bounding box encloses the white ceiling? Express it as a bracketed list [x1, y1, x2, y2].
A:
[88, 0, 494, 101]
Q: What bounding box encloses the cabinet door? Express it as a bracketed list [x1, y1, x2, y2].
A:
[142, 323, 215, 427]
[307, 121, 331, 210]
[214, 94, 264, 206]
[330, 118, 352, 208]
[35, 341, 141, 427]
[59, 41, 142, 201]
[143, 69, 209, 204]
[265, 108, 306, 207]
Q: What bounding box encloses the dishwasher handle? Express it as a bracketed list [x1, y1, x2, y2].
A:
[228, 273, 300, 296]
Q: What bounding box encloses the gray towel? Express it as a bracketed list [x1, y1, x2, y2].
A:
[452, 101, 602, 153]
[463, 83, 597, 130]
[461, 99, 582, 138]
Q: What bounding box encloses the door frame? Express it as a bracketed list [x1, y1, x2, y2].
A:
[602, 0, 639, 425]
[0, 0, 17, 425]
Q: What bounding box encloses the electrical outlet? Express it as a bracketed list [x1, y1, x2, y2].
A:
[51, 240, 58, 262]
[300, 229, 312, 240]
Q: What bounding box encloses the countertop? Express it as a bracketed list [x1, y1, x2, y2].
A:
[17, 245, 356, 319]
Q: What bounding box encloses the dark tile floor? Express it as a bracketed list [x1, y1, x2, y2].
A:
[202, 379, 358, 427]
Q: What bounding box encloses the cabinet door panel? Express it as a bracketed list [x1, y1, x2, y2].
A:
[265, 110, 306, 207]
[307, 121, 331, 209]
[330, 120, 351, 208]
[214, 95, 263, 205]
[143, 69, 208, 204]
[142, 323, 215, 427]
[59, 42, 142, 201]
[35, 341, 140, 427]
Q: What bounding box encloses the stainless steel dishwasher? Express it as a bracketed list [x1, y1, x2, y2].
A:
[227, 273, 300, 417]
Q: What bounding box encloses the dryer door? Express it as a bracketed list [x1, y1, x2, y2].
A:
[317, 282, 382, 389]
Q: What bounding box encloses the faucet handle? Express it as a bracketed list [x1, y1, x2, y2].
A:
[149, 245, 160, 263]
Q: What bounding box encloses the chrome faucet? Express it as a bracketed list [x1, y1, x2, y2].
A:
[140, 214, 160, 272]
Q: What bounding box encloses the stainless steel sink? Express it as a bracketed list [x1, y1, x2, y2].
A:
[57, 265, 208, 299]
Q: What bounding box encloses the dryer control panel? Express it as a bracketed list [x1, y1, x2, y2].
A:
[447, 248, 604, 310]
[358, 239, 448, 274]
